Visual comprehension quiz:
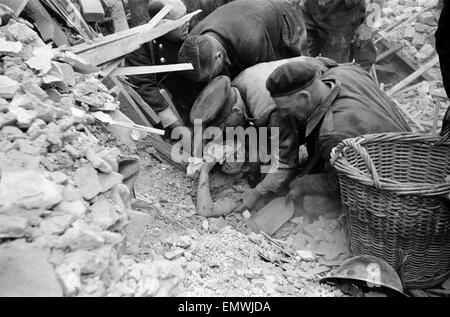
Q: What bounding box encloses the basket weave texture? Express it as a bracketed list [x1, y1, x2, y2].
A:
[330, 132, 450, 289]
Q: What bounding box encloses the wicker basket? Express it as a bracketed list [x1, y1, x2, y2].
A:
[330, 132, 450, 289]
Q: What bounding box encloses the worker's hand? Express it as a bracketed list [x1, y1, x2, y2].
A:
[233, 188, 262, 213]
[352, 24, 374, 48]
[287, 177, 305, 202]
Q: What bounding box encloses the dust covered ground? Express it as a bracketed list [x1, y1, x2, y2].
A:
[130, 147, 348, 297]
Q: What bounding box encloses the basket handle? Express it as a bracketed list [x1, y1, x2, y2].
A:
[331, 138, 382, 190]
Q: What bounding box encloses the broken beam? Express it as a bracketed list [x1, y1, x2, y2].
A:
[79, 0, 105, 22]
[112, 63, 194, 76]
[71, 5, 172, 55]
[388, 55, 439, 96]
[76, 10, 201, 66]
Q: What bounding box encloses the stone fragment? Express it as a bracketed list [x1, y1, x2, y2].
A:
[0, 150, 41, 172]
[98, 171, 123, 193]
[57, 222, 106, 251]
[297, 250, 316, 262]
[89, 196, 119, 229]
[0, 38, 23, 54]
[54, 200, 87, 218]
[164, 248, 185, 260]
[0, 243, 63, 297]
[125, 210, 152, 255]
[63, 246, 113, 275]
[25, 45, 54, 75]
[73, 165, 102, 200]
[0, 215, 28, 238]
[86, 149, 113, 174]
[0, 171, 63, 210]
[209, 217, 227, 233]
[0, 75, 20, 99]
[40, 212, 78, 235]
[55, 262, 81, 296]
[242, 210, 252, 219]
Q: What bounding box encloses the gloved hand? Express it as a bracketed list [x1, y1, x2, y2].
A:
[352, 23, 374, 48]
[233, 188, 262, 213]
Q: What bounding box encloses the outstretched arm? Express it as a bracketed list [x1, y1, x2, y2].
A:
[197, 163, 240, 218]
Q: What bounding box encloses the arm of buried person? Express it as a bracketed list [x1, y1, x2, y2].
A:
[234, 114, 300, 212]
[197, 161, 241, 218]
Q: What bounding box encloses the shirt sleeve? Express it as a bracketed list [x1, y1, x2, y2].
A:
[125, 44, 169, 113]
[255, 112, 301, 194]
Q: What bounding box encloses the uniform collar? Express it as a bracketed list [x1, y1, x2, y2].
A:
[305, 79, 340, 137]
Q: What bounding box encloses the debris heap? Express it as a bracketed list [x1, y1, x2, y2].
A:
[0, 18, 183, 297]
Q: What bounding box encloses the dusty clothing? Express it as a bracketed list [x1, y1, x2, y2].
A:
[232, 56, 338, 193]
[125, 38, 203, 123]
[190, 0, 309, 79]
[436, 1, 450, 98]
[256, 64, 411, 194]
[184, 0, 235, 30]
[302, 0, 375, 68]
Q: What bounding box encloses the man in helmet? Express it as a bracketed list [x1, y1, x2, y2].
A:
[178, 0, 309, 82]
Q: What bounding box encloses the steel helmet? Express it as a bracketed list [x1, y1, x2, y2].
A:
[319, 255, 407, 297]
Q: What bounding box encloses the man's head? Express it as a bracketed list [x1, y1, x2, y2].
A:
[266, 61, 329, 122]
[190, 75, 246, 130]
[178, 35, 226, 82]
[148, 0, 188, 41]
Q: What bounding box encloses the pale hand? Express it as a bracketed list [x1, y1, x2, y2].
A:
[233, 188, 262, 213]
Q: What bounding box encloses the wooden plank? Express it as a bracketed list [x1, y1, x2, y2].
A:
[0, 0, 28, 15]
[160, 88, 185, 125]
[24, 0, 69, 46]
[125, 84, 162, 125]
[376, 43, 403, 63]
[388, 56, 439, 96]
[112, 63, 194, 76]
[79, 0, 105, 22]
[71, 5, 172, 55]
[375, 64, 397, 74]
[110, 76, 153, 127]
[377, 38, 436, 82]
[77, 10, 201, 66]
[374, 6, 434, 44]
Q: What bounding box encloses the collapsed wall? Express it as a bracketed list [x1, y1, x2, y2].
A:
[0, 17, 183, 297]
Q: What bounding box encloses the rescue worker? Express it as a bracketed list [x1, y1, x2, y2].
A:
[301, 0, 377, 70]
[125, 0, 203, 129]
[191, 56, 337, 216]
[178, 0, 309, 82]
[234, 61, 411, 212]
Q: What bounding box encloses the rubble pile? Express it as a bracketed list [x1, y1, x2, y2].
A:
[394, 80, 447, 131]
[176, 227, 345, 297]
[378, 0, 440, 73]
[0, 18, 183, 297]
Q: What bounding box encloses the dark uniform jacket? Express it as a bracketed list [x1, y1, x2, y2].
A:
[125, 39, 203, 122]
[436, 0, 450, 97]
[255, 64, 411, 194]
[190, 0, 309, 79]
